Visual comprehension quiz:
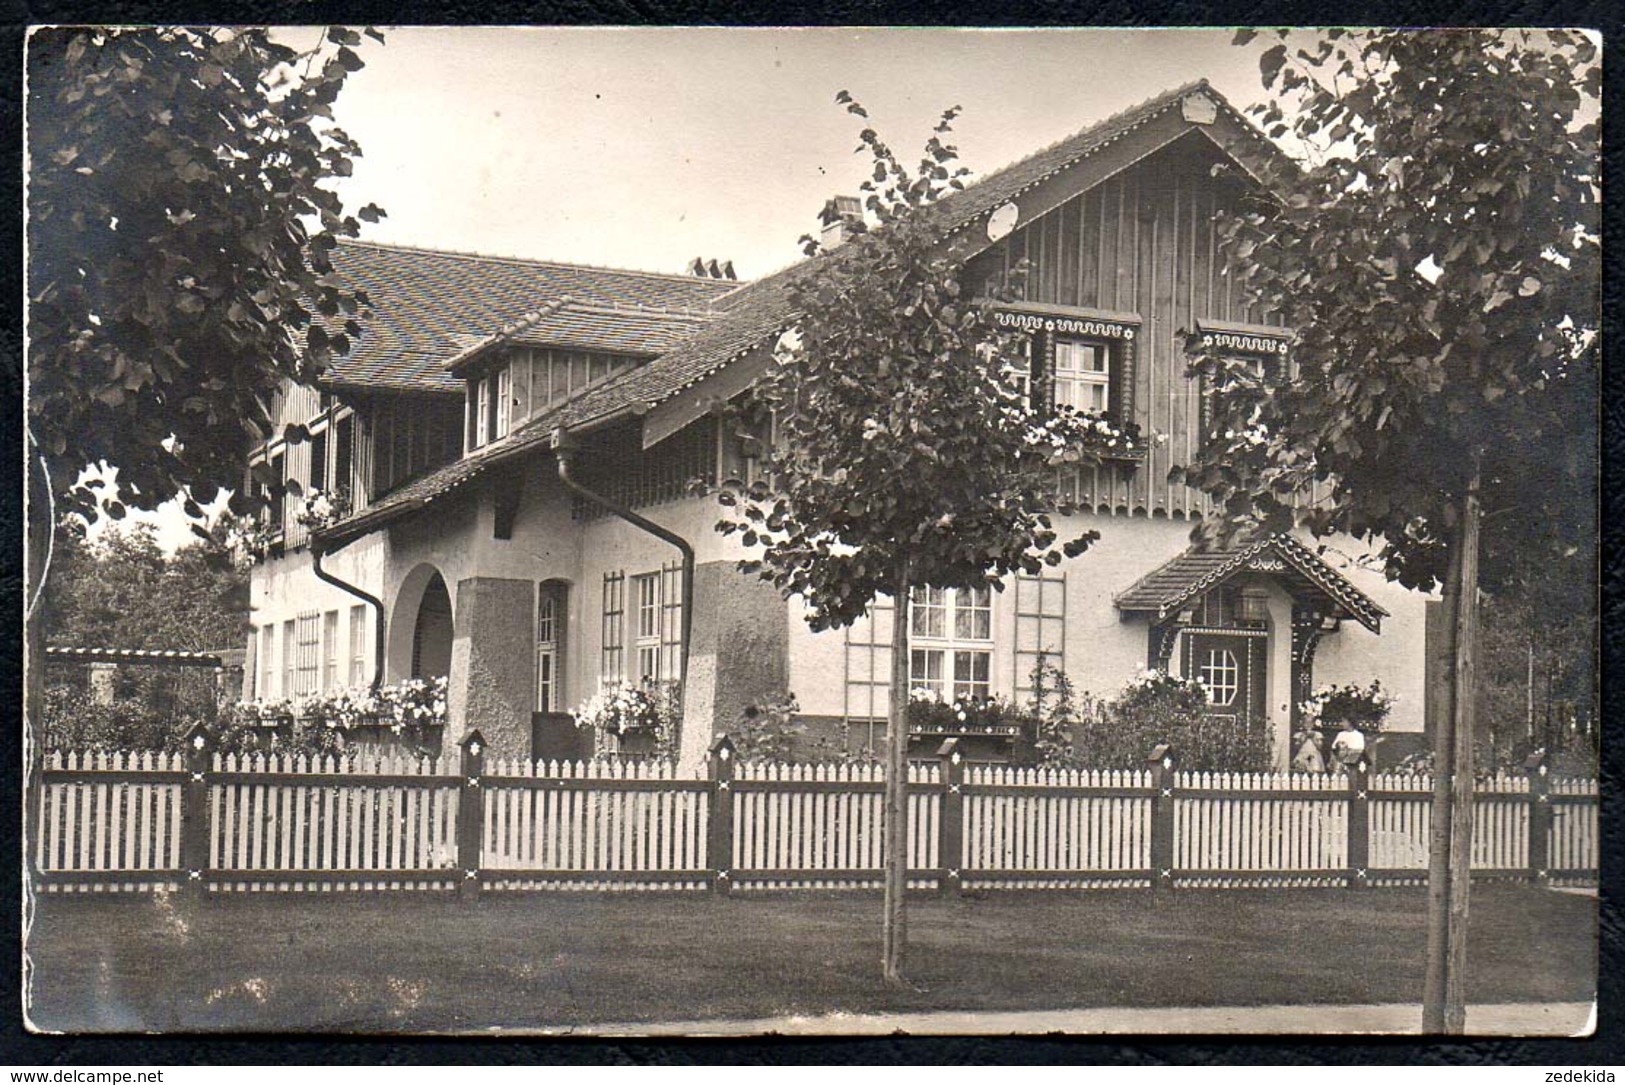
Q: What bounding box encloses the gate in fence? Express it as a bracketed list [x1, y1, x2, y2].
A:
[31, 727, 1598, 896]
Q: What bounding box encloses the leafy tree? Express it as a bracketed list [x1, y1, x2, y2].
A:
[25, 25, 383, 772]
[716, 95, 1126, 983]
[44, 520, 248, 654]
[1181, 29, 1598, 1033]
[27, 25, 385, 526]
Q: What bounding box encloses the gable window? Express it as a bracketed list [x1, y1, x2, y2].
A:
[992, 307, 1139, 431]
[267, 452, 286, 536]
[909, 585, 993, 701]
[1194, 322, 1294, 442]
[1052, 338, 1111, 414]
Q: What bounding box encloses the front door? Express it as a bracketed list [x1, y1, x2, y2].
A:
[1185, 630, 1268, 734]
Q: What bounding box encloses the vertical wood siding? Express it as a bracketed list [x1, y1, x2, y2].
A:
[966, 133, 1284, 518]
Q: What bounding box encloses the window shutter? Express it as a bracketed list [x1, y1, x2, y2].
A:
[1112, 334, 1137, 427]
[1030, 332, 1053, 414]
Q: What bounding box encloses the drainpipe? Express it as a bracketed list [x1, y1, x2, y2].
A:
[310, 538, 386, 693]
[553, 427, 694, 703]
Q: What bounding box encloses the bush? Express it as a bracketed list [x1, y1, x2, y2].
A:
[1054, 667, 1270, 773]
[728, 692, 806, 763]
[42, 684, 205, 751]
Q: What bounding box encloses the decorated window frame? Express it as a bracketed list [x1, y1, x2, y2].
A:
[993, 303, 1142, 461]
[1195, 319, 1295, 443]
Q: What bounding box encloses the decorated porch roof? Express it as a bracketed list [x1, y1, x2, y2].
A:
[1113, 534, 1388, 633]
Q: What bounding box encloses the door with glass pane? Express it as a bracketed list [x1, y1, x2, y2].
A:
[1184, 630, 1267, 734]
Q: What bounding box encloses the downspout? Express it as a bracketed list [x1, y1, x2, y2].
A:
[310, 537, 387, 693]
[553, 427, 694, 703]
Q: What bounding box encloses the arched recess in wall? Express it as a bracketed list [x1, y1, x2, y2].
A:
[387, 563, 454, 683]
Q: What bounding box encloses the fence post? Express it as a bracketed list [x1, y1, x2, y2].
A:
[1147, 743, 1176, 891]
[458, 730, 486, 902]
[708, 735, 735, 895]
[1347, 756, 1371, 888]
[937, 738, 964, 896]
[181, 722, 213, 899]
[1525, 750, 1552, 886]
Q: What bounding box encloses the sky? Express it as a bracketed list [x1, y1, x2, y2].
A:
[100, 27, 1277, 550]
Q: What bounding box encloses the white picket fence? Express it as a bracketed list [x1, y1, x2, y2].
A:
[481, 756, 710, 892]
[961, 766, 1153, 888]
[207, 751, 461, 892]
[31, 748, 1599, 895]
[731, 761, 940, 890]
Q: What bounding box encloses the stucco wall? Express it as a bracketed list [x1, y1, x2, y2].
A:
[251, 451, 1432, 770]
[781, 513, 1431, 768]
[449, 576, 535, 759]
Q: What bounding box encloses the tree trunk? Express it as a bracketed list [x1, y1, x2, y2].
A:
[881, 563, 912, 987]
[1422, 456, 1482, 1033]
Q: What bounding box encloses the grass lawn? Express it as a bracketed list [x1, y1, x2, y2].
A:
[24, 884, 1596, 1034]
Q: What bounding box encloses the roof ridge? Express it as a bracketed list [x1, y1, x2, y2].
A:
[973, 79, 1209, 186]
[338, 238, 747, 285]
[559, 298, 717, 319]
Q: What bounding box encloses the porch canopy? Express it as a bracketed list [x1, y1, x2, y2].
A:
[1113, 533, 1387, 633]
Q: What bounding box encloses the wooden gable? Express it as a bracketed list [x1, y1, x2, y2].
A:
[964, 130, 1287, 520]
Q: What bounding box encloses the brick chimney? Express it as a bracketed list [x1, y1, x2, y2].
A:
[819, 195, 864, 250]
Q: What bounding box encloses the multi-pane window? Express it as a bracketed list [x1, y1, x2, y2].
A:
[536, 590, 559, 712]
[322, 610, 339, 691]
[348, 604, 367, 687]
[1200, 647, 1240, 706]
[908, 585, 993, 701]
[1052, 338, 1111, 414]
[633, 573, 661, 684]
[471, 376, 491, 450]
[494, 366, 511, 440]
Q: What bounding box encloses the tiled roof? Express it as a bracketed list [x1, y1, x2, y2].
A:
[319, 82, 1287, 544]
[320, 242, 739, 393]
[443, 299, 716, 373]
[1114, 535, 1388, 632]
